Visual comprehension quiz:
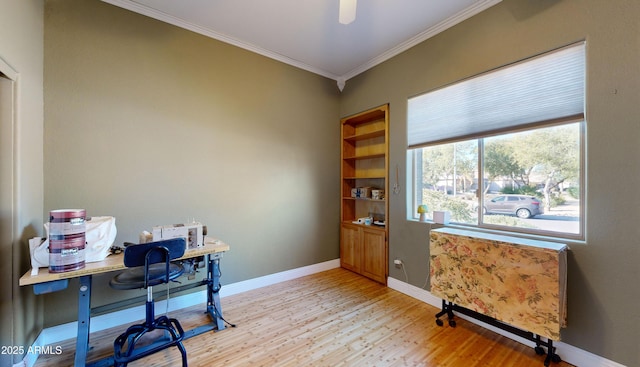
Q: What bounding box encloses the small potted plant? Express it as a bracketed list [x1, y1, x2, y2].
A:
[417, 204, 428, 222]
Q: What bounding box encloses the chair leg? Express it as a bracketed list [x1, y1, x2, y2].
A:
[166, 317, 188, 367]
[152, 317, 188, 366]
[113, 313, 188, 366]
[177, 340, 188, 367]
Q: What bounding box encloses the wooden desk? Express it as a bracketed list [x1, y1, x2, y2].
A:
[20, 238, 230, 367]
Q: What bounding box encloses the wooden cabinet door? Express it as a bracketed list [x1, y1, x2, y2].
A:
[361, 227, 387, 284]
[340, 224, 360, 273]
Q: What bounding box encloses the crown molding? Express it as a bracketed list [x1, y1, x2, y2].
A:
[100, 0, 341, 80]
[340, 0, 503, 81]
[101, 0, 501, 86]
[0, 55, 19, 81]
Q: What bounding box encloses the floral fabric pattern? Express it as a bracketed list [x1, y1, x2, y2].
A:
[429, 228, 567, 340]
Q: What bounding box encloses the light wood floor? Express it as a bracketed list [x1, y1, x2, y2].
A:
[35, 268, 574, 367]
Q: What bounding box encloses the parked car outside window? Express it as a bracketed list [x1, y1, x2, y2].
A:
[483, 195, 543, 219]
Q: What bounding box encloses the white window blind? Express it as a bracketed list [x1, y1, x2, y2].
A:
[407, 42, 585, 148]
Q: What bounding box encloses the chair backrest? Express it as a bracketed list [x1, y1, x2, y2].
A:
[123, 238, 186, 268]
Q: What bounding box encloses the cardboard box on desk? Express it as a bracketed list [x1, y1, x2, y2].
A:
[152, 222, 203, 249]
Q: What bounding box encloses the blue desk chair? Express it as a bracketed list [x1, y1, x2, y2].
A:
[109, 238, 188, 367]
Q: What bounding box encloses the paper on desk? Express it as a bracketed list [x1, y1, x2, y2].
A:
[29, 237, 47, 275]
[204, 236, 221, 245]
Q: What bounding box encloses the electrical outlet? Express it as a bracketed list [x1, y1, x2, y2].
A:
[394, 259, 402, 265]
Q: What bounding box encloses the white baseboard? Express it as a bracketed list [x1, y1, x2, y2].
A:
[387, 277, 627, 367]
[218, 258, 340, 298]
[24, 259, 340, 367]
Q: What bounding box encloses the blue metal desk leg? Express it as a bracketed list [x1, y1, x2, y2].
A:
[74, 275, 92, 367]
[207, 254, 225, 331]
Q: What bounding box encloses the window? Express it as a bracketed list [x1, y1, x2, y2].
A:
[408, 42, 585, 239]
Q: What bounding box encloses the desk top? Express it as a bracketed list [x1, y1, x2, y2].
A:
[19, 238, 230, 286]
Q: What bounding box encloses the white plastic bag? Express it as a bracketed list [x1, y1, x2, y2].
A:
[29, 216, 117, 275]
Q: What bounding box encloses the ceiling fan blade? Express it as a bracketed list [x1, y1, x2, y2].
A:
[339, 0, 357, 25]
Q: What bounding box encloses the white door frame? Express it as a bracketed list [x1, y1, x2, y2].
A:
[0, 55, 19, 366]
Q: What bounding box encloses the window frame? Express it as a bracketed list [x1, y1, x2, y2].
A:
[409, 119, 586, 240]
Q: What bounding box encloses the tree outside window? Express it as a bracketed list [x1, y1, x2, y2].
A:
[411, 122, 582, 238]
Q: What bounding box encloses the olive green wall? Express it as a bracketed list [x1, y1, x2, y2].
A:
[42, 0, 340, 325]
[0, 1, 44, 365]
[340, 0, 639, 365]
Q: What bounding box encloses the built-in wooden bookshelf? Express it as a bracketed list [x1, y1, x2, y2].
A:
[340, 104, 389, 284]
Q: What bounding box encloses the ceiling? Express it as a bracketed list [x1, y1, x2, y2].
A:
[101, 0, 501, 89]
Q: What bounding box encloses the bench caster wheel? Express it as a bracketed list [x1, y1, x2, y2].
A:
[436, 319, 444, 326]
[535, 346, 545, 355]
[543, 352, 562, 366]
[448, 319, 456, 327]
